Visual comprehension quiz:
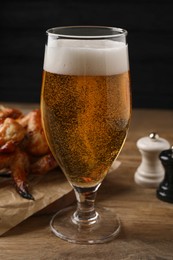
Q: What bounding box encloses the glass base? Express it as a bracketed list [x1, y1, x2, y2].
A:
[50, 205, 121, 244]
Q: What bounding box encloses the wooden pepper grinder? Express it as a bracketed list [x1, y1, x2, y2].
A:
[134, 132, 170, 188]
[156, 146, 173, 203]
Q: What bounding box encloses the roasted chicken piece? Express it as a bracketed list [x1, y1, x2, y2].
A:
[0, 105, 23, 119]
[0, 148, 32, 199]
[18, 109, 50, 156]
[0, 105, 58, 200]
[0, 149, 57, 200]
[30, 153, 58, 176]
[0, 118, 26, 153]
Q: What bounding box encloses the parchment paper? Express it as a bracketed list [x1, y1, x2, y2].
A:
[0, 160, 120, 236]
[0, 168, 73, 236]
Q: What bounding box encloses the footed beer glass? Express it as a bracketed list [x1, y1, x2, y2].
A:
[41, 26, 131, 244]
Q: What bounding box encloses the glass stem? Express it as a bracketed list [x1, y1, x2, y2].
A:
[72, 184, 101, 227]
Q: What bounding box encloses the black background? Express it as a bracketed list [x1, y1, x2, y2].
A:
[1, 0, 173, 109]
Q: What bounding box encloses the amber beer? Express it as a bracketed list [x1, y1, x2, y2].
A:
[41, 39, 130, 187]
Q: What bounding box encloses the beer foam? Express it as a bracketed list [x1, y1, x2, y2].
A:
[44, 39, 129, 75]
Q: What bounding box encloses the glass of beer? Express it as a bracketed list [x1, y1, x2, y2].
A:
[41, 26, 131, 244]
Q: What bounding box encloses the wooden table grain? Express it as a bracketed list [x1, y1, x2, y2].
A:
[0, 104, 173, 260]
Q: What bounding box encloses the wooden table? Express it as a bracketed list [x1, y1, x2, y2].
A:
[0, 104, 173, 260]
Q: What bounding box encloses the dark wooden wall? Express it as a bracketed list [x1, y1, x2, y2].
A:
[1, 0, 173, 109]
